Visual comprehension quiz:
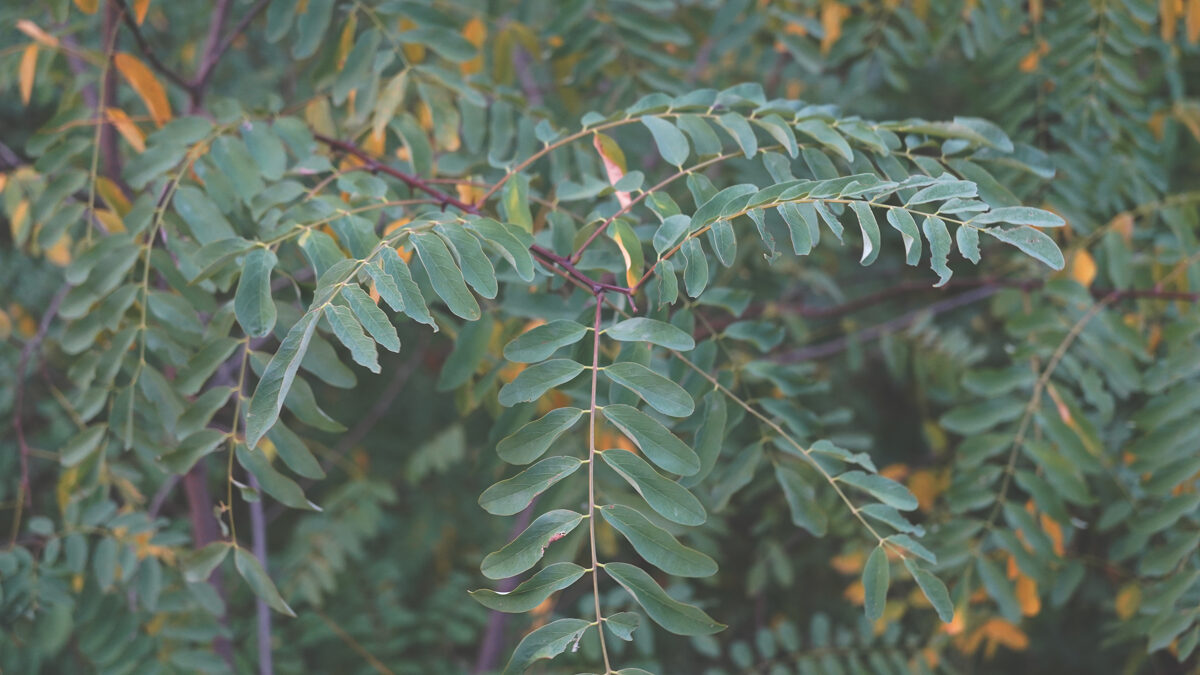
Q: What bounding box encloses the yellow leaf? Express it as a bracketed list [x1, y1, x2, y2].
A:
[19, 45, 38, 106]
[1163, 0, 1181, 41]
[0, 308, 10, 340]
[1029, 0, 1043, 23]
[820, 1, 850, 54]
[1068, 249, 1097, 288]
[456, 179, 485, 206]
[45, 235, 73, 266]
[305, 97, 336, 137]
[10, 199, 31, 242]
[73, 0, 99, 14]
[16, 20, 59, 48]
[95, 176, 132, 216]
[1016, 574, 1040, 616]
[106, 107, 145, 152]
[981, 618, 1029, 657]
[336, 14, 358, 68]
[830, 550, 865, 575]
[134, 0, 151, 25]
[608, 220, 643, 288]
[72, 574, 85, 593]
[1115, 584, 1141, 620]
[361, 128, 386, 157]
[113, 53, 172, 126]
[398, 18, 426, 63]
[94, 208, 126, 233]
[459, 17, 487, 76]
[907, 469, 945, 512]
[593, 132, 632, 209]
[843, 579, 865, 605]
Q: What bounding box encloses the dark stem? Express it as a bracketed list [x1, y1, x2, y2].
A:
[192, 0, 272, 99]
[13, 287, 67, 510]
[188, 0, 233, 109]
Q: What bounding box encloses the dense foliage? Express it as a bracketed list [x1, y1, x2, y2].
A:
[2, 1, 1199, 673]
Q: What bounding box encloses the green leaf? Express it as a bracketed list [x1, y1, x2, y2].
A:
[435, 224, 498, 299]
[292, 0, 333, 58]
[604, 561, 725, 635]
[503, 320, 589, 363]
[956, 225, 981, 264]
[885, 209, 922, 266]
[606, 317, 695, 351]
[61, 425, 106, 467]
[323, 304, 380, 373]
[93, 538, 118, 590]
[605, 612, 641, 641]
[904, 559, 954, 623]
[341, 285, 400, 353]
[236, 444, 320, 511]
[983, 225, 1065, 270]
[681, 238, 709, 298]
[837, 470, 919, 511]
[863, 546, 890, 621]
[773, 462, 828, 536]
[906, 180, 977, 205]
[437, 314, 493, 390]
[234, 547, 296, 617]
[410, 231, 480, 320]
[172, 186, 237, 245]
[499, 175, 533, 232]
[497, 359, 586, 407]
[779, 202, 816, 256]
[242, 121, 287, 181]
[600, 449, 706, 526]
[467, 218, 536, 282]
[641, 116, 690, 166]
[331, 29, 381, 104]
[599, 504, 717, 577]
[922, 216, 953, 286]
[479, 456, 583, 516]
[266, 424, 325, 480]
[496, 408, 585, 465]
[481, 509, 583, 579]
[976, 556, 1022, 623]
[851, 202, 880, 265]
[603, 362, 694, 417]
[602, 404, 700, 476]
[795, 119, 853, 162]
[380, 248, 437, 329]
[501, 618, 592, 675]
[182, 542, 230, 583]
[235, 248, 278, 338]
[971, 206, 1065, 228]
[245, 313, 318, 448]
[470, 562, 586, 613]
[753, 115, 798, 158]
[717, 112, 758, 158]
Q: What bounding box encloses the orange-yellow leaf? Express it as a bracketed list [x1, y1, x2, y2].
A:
[17, 20, 59, 47]
[10, 200, 31, 242]
[830, 550, 865, 575]
[1163, 0, 1181, 41]
[981, 618, 1029, 657]
[907, 469, 945, 512]
[593, 132, 632, 209]
[113, 53, 172, 126]
[608, 220, 643, 288]
[1068, 249, 1097, 288]
[19, 45, 38, 106]
[459, 17, 487, 75]
[44, 235, 72, 267]
[1016, 574, 1040, 616]
[336, 14, 357, 68]
[0, 308, 11, 340]
[106, 107, 146, 152]
[134, 0, 151, 24]
[399, 18, 426, 63]
[73, 0, 99, 13]
[95, 176, 133, 216]
[94, 208, 126, 233]
[820, 1, 850, 54]
[1115, 584, 1142, 620]
[1029, 0, 1043, 23]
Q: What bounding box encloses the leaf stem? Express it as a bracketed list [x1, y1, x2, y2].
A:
[588, 292, 613, 674]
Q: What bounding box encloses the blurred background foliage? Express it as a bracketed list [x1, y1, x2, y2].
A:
[2, 0, 1199, 673]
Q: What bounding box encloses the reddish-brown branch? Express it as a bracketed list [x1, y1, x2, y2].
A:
[314, 134, 639, 306]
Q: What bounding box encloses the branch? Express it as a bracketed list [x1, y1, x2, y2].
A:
[313, 134, 638, 305]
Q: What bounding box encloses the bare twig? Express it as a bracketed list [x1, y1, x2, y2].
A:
[193, 0, 272, 98]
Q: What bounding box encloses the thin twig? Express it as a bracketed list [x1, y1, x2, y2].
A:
[193, 0, 272, 97]
[110, 0, 192, 91]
